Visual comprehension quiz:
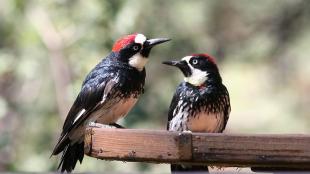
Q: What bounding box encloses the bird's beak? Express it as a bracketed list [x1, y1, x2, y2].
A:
[144, 38, 171, 49]
[162, 60, 192, 77]
[140, 38, 170, 57]
[162, 60, 180, 66]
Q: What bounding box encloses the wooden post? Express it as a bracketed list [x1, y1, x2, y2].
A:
[84, 127, 310, 169]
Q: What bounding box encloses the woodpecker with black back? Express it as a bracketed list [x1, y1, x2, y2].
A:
[51, 33, 170, 173]
[163, 54, 230, 173]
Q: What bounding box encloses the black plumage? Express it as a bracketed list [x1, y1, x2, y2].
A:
[52, 53, 145, 172]
[167, 81, 230, 132]
[51, 34, 169, 172]
[164, 54, 231, 173]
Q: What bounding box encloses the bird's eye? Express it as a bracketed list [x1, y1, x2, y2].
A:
[192, 59, 198, 65]
[133, 45, 139, 51]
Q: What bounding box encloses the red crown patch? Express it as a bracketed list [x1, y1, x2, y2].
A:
[192, 53, 216, 64]
[112, 34, 137, 52]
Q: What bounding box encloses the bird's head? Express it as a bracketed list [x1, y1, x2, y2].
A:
[163, 54, 222, 86]
[112, 33, 170, 71]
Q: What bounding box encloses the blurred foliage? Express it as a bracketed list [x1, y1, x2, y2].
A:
[0, 0, 310, 172]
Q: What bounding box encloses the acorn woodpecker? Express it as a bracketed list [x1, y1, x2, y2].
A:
[52, 33, 170, 172]
[163, 54, 231, 173]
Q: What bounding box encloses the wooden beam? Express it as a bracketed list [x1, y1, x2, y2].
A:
[84, 127, 310, 169]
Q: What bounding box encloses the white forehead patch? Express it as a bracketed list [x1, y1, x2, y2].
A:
[135, 34, 147, 44]
[182, 56, 192, 62]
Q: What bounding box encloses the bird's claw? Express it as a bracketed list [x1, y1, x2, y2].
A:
[109, 123, 125, 129]
[183, 130, 192, 133]
[178, 130, 192, 136]
[88, 122, 125, 129]
[88, 122, 115, 128]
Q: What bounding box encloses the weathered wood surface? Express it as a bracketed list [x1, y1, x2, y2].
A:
[84, 127, 310, 169]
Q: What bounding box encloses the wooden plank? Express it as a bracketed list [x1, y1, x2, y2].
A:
[192, 133, 310, 168]
[84, 127, 192, 163]
[84, 127, 310, 169]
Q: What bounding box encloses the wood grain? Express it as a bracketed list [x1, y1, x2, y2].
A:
[192, 133, 310, 168]
[85, 127, 190, 163]
[84, 128, 310, 169]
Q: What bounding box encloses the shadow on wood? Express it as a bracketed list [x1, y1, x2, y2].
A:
[84, 127, 310, 169]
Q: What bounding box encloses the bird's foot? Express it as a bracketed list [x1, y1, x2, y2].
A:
[109, 123, 125, 129]
[88, 122, 125, 129]
[178, 130, 192, 136]
[88, 122, 114, 128]
[182, 130, 192, 133]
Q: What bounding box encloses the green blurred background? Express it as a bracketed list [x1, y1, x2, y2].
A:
[0, 0, 310, 172]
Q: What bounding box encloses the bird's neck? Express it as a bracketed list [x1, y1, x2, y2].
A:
[204, 72, 222, 86]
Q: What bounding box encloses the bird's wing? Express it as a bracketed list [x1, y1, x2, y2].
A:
[66, 76, 120, 131]
[221, 86, 231, 132]
[167, 85, 182, 130]
[52, 74, 120, 155]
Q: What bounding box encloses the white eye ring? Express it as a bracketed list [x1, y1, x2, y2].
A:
[192, 59, 198, 65]
[133, 45, 139, 51]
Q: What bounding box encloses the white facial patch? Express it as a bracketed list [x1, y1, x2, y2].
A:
[134, 34, 147, 44]
[182, 56, 208, 86]
[129, 53, 148, 71]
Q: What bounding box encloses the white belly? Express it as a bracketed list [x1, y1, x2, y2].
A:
[69, 96, 138, 143]
[169, 111, 224, 133]
[187, 112, 224, 133]
[94, 96, 138, 124]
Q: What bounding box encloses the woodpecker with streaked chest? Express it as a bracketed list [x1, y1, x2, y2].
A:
[51, 33, 170, 173]
[163, 54, 230, 173]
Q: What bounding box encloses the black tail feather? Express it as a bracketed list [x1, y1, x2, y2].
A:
[171, 164, 209, 174]
[58, 142, 84, 173]
[52, 137, 70, 156]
